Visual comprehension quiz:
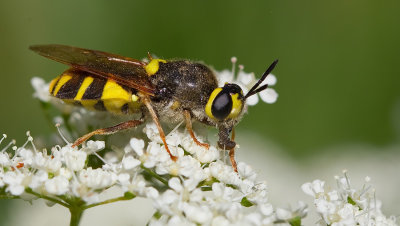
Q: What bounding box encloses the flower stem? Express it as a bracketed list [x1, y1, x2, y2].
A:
[83, 194, 136, 210]
[140, 165, 168, 186]
[69, 206, 84, 226]
[0, 195, 20, 200]
[25, 188, 69, 208]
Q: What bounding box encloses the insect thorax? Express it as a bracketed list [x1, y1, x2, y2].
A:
[150, 60, 218, 123]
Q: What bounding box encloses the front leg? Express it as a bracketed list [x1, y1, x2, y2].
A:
[217, 124, 238, 172]
[228, 128, 238, 173]
[183, 110, 210, 149]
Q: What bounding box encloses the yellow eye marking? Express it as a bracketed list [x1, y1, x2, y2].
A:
[205, 88, 223, 120]
[228, 93, 243, 119]
[145, 59, 166, 76]
[74, 76, 94, 100]
[53, 74, 72, 96]
[101, 80, 131, 113]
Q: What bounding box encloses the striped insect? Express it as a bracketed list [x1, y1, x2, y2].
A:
[30, 44, 278, 172]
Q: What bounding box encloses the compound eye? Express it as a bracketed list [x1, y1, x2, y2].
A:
[211, 91, 232, 120]
[205, 86, 244, 121]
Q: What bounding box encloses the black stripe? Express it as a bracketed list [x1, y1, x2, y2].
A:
[50, 76, 61, 95]
[82, 77, 107, 100]
[56, 75, 85, 99]
[94, 100, 106, 111]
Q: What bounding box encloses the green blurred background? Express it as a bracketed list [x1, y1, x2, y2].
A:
[0, 0, 399, 224]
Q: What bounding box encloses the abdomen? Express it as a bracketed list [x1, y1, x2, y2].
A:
[49, 69, 140, 114]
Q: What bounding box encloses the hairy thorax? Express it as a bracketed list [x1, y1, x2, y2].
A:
[149, 60, 218, 125]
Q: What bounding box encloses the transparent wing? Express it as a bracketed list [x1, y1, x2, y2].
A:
[30, 44, 155, 95]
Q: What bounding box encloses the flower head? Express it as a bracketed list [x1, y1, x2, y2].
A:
[302, 172, 397, 226]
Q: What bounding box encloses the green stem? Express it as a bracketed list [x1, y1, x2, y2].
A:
[140, 165, 168, 186]
[69, 206, 84, 226]
[83, 194, 136, 210]
[0, 195, 20, 200]
[25, 188, 69, 208]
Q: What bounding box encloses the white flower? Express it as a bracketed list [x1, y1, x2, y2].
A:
[182, 202, 213, 224]
[3, 171, 26, 195]
[209, 161, 241, 186]
[59, 167, 73, 180]
[31, 77, 51, 102]
[122, 156, 141, 170]
[301, 179, 325, 197]
[129, 137, 145, 154]
[0, 152, 10, 165]
[259, 88, 278, 104]
[81, 140, 105, 154]
[19, 148, 34, 165]
[211, 216, 231, 226]
[29, 170, 48, 189]
[78, 167, 116, 189]
[45, 175, 69, 195]
[303, 172, 397, 226]
[46, 157, 62, 173]
[65, 148, 87, 171]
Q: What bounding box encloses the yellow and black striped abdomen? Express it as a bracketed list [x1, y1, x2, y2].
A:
[49, 69, 141, 114]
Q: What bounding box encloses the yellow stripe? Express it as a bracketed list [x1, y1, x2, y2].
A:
[53, 74, 72, 96]
[80, 100, 98, 110]
[101, 80, 131, 113]
[74, 76, 94, 100]
[49, 76, 60, 94]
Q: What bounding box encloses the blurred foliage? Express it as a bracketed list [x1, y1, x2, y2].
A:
[0, 0, 399, 224]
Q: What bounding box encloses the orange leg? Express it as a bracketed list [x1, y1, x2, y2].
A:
[72, 119, 143, 148]
[183, 110, 210, 149]
[229, 128, 238, 173]
[140, 93, 177, 161]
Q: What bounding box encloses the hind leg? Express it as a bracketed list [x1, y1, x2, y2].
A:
[72, 119, 143, 147]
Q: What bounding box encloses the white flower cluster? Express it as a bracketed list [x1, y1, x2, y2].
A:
[0, 131, 119, 204]
[215, 57, 278, 106]
[302, 171, 397, 226]
[0, 123, 305, 225]
[135, 125, 306, 226]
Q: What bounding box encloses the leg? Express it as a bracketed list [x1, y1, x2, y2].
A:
[229, 128, 238, 173]
[140, 93, 177, 161]
[72, 119, 143, 147]
[183, 110, 209, 149]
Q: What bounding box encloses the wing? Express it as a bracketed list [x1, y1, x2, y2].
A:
[30, 44, 155, 95]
